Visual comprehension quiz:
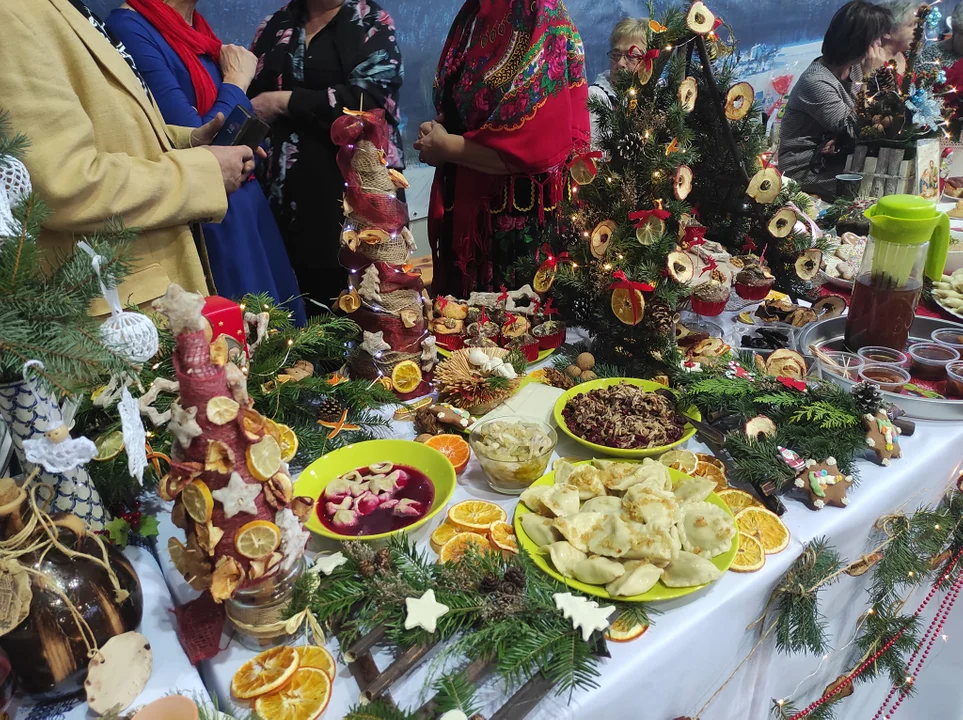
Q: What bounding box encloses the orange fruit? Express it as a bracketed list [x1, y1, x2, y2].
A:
[736, 506, 791, 555]
[181, 479, 213, 524]
[447, 499, 506, 532]
[234, 520, 282, 560]
[253, 667, 331, 720]
[425, 434, 471, 475]
[296, 645, 336, 680]
[391, 361, 423, 394]
[730, 532, 765, 572]
[693, 461, 728, 491]
[438, 532, 492, 564]
[247, 436, 282, 482]
[605, 615, 649, 642]
[430, 520, 473, 554]
[488, 521, 519, 554]
[207, 396, 240, 425]
[231, 645, 300, 699]
[717, 488, 763, 515]
[277, 424, 299, 463]
[659, 450, 699, 474]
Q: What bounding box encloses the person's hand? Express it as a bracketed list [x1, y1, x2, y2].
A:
[251, 91, 292, 125]
[413, 122, 451, 166]
[191, 112, 225, 147]
[820, 139, 838, 156]
[220, 44, 258, 91]
[862, 40, 888, 76]
[204, 144, 255, 195]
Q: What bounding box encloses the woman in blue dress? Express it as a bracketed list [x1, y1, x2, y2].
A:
[107, 0, 306, 325]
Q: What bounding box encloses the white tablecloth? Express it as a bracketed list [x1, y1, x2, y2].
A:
[152, 317, 963, 720]
[9, 546, 210, 720]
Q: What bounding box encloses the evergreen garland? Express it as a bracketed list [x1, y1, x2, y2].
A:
[288, 536, 658, 717]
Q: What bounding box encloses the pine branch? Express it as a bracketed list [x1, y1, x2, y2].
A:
[432, 669, 481, 716]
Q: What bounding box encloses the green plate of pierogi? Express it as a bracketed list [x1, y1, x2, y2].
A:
[513, 458, 739, 602]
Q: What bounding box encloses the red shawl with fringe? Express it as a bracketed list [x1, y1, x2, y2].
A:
[428, 0, 589, 296]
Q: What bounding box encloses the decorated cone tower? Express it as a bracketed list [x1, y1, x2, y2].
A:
[332, 109, 435, 397]
[155, 285, 311, 653]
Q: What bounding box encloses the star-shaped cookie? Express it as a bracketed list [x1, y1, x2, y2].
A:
[169, 402, 203, 449]
[211, 472, 261, 519]
[794, 457, 853, 510]
[309, 552, 348, 576]
[404, 589, 449, 633]
[862, 409, 902, 466]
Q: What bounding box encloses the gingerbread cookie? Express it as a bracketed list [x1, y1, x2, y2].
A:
[862, 409, 901, 466]
[794, 457, 854, 510]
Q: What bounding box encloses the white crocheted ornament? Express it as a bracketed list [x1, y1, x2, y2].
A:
[0, 155, 31, 204]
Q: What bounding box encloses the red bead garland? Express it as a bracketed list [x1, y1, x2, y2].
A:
[787, 547, 963, 720]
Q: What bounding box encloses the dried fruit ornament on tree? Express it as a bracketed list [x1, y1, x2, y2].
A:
[155, 285, 309, 604]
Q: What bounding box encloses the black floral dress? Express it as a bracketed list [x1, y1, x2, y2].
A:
[249, 0, 403, 310]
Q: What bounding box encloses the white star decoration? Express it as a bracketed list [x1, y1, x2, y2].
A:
[360, 330, 391, 356]
[309, 552, 348, 576]
[169, 402, 202, 449]
[438, 712, 468, 720]
[211, 472, 261, 519]
[404, 589, 449, 633]
[553, 592, 614, 642]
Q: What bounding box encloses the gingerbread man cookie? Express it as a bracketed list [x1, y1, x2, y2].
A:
[862, 409, 902, 466]
[794, 457, 854, 510]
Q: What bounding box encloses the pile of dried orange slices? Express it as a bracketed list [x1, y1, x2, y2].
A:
[429, 500, 518, 562]
[659, 449, 728, 492]
[231, 645, 336, 720]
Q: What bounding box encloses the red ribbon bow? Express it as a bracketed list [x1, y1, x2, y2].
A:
[777, 376, 807, 392]
[535, 245, 571, 270]
[683, 226, 707, 247]
[641, 47, 662, 73]
[609, 270, 654, 324]
[713, 17, 724, 30]
[628, 208, 671, 229]
[741, 235, 757, 254]
[497, 285, 509, 304]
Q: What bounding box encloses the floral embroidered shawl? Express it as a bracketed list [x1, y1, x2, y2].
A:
[428, 0, 589, 296]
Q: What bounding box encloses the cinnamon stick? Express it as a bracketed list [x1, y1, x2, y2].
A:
[360, 642, 434, 703]
[489, 673, 557, 720]
[413, 656, 492, 719]
[344, 625, 387, 662]
[347, 651, 389, 701]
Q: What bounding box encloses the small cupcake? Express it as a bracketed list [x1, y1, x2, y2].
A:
[431, 317, 465, 351]
[467, 320, 500, 339]
[506, 332, 539, 362]
[734, 264, 775, 301]
[464, 336, 498, 349]
[690, 278, 731, 317]
[532, 320, 567, 350]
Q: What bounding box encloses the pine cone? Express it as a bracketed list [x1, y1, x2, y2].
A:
[374, 547, 392, 573]
[617, 132, 645, 161]
[852, 381, 883, 414]
[542, 367, 575, 390]
[479, 573, 500, 594]
[497, 581, 519, 596]
[643, 298, 675, 336]
[503, 566, 526, 589]
[315, 395, 347, 423]
[358, 559, 376, 578]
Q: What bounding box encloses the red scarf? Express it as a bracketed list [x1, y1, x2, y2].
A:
[128, 0, 223, 115]
[428, 0, 589, 295]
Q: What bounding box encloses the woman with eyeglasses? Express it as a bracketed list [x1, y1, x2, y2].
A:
[415, 0, 590, 297]
[589, 18, 649, 146]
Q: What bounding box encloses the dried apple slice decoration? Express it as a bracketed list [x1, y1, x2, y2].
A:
[687, 1, 715, 34]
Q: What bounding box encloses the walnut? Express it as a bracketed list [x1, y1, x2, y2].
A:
[264, 472, 294, 510]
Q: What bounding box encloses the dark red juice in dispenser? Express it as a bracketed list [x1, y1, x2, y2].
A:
[845, 275, 920, 351]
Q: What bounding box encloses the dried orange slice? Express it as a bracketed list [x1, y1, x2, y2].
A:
[210, 336, 230, 366]
[447, 500, 506, 532]
[391, 360, 423, 394]
[693, 461, 728, 491]
[425, 434, 471, 475]
[207, 396, 240, 425]
[659, 449, 698, 474]
[262, 417, 282, 444]
[254, 667, 331, 720]
[736, 506, 790, 555]
[277, 424, 299, 463]
[533, 266, 556, 293]
[234, 520, 281, 560]
[730, 532, 765, 572]
[488, 521, 518, 554]
[438, 532, 492, 564]
[296, 645, 336, 680]
[605, 614, 649, 642]
[231, 645, 300, 699]
[717, 488, 763, 515]
[430, 520, 481, 553]
[94, 430, 125, 461]
[182, 479, 214, 524]
[696, 453, 725, 470]
[611, 287, 645, 326]
[247, 436, 282, 482]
